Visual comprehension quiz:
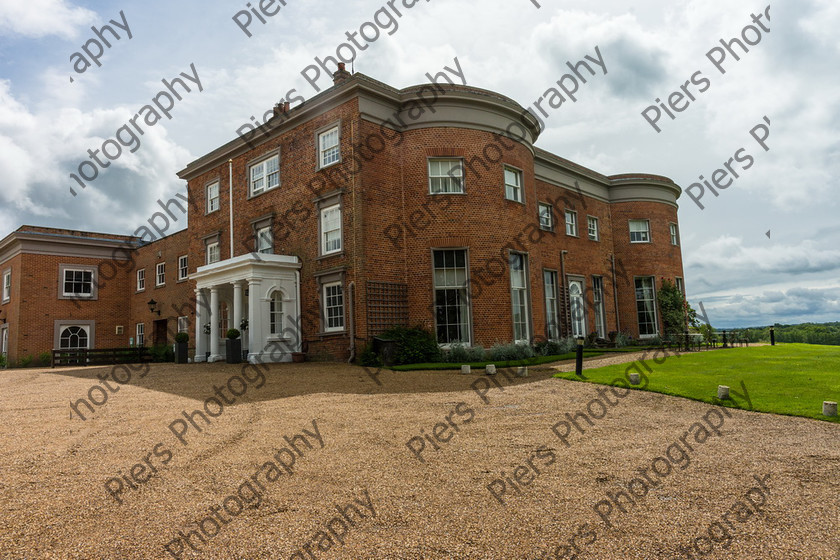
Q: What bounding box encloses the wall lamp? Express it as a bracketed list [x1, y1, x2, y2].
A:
[147, 299, 161, 316]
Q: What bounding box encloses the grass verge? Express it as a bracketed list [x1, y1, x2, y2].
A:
[553, 343, 840, 423]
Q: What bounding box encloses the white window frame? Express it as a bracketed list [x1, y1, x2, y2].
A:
[136, 323, 145, 346]
[593, 276, 607, 339]
[538, 203, 554, 231]
[320, 204, 342, 255]
[588, 216, 600, 241]
[155, 262, 165, 287]
[544, 270, 560, 340]
[565, 210, 578, 237]
[569, 278, 586, 339]
[206, 182, 220, 214]
[269, 291, 284, 336]
[433, 249, 471, 345]
[318, 126, 341, 169]
[178, 255, 188, 281]
[136, 269, 145, 292]
[428, 158, 465, 194]
[676, 277, 685, 295]
[670, 223, 680, 246]
[509, 252, 531, 343]
[206, 242, 220, 265]
[256, 226, 273, 254]
[62, 268, 94, 298]
[59, 325, 89, 349]
[635, 276, 658, 338]
[249, 153, 280, 197]
[177, 316, 189, 333]
[630, 219, 651, 243]
[322, 281, 345, 333]
[2, 269, 10, 303]
[504, 166, 523, 203]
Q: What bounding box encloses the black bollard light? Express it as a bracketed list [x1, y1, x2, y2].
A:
[575, 337, 584, 376]
[770, 327, 775, 346]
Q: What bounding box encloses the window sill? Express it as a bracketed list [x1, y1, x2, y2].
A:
[429, 191, 466, 196]
[177, 278, 189, 283]
[247, 185, 280, 200]
[205, 209, 220, 215]
[505, 197, 525, 205]
[317, 330, 347, 337]
[565, 233, 579, 238]
[316, 251, 345, 261]
[539, 226, 555, 233]
[317, 159, 342, 172]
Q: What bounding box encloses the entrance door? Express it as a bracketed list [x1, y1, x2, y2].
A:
[569, 280, 586, 338]
[154, 319, 168, 345]
[1, 327, 7, 361]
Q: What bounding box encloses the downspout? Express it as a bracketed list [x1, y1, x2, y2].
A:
[295, 270, 302, 353]
[560, 250, 569, 338]
[610, 253, 620, 333]
[347, 281, 356, 363]
[228, 159, 234, 259]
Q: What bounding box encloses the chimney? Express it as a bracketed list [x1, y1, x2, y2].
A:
[273, 101, 292, 116]
[333, 62, 352, 85]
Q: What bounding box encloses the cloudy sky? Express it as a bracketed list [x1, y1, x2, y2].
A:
[0, 0, 837, 328]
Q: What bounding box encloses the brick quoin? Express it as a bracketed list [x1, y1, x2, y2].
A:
[0, 70, 685, 364]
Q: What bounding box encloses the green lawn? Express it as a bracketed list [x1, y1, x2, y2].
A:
[553, 344, 840, 423]
[389, 351, 604, 371]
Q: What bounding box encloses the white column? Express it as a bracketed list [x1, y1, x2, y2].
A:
[209, 286, 221, 362]
[247, 278, 262, 363]
[232, 281, 243, 336]
[194, 289, 206, 362]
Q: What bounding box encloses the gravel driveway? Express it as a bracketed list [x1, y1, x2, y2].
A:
[0, 352, 837, 559]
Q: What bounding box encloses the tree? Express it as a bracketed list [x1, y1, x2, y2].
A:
[657, 278, 698, 339]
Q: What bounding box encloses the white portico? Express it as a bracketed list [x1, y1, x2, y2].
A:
[191, 253, 301, 363]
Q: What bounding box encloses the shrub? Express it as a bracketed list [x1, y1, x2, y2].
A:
[226, 328, 241, 340]
[466, 345, 486, 362]
[175, 332, 189, 344]
[359, 344, 382, 367]
[18, 354, 33, 367]
[698, 323, 716, 343]
[378, 326, 440, 365]
[585, 331, 598, 346]
[615, 332, 632, 348]
[540, 338, 576, 356]
[150, 344, 174, 362]
[645, 335, 663, 347]
[39, 351, 52, 366]
[488, 342, 534, 362]
[445, 343, 469, 363]
[0, 354, 6, 368]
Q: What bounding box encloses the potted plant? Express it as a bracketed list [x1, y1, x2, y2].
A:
[291, 351, 306, 363]
[225, 328, 242, 364]
[174, 332, 189, 364]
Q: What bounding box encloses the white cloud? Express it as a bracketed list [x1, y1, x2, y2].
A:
[0, 0, 96, 39]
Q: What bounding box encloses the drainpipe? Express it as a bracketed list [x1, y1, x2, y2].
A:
[347, 281, 356, 363]
[228, 159, 234, 259]
[295, 270, 302, 353]
[560, 250, 569, 338]
[610, 253, 620, 332]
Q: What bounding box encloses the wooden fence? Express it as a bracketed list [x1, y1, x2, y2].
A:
[52, 347, 153, 368]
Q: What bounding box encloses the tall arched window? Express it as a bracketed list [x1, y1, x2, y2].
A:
[269, 291, 283, 335]
[60, 326, 88, 349]
[219, 302, 229, 334]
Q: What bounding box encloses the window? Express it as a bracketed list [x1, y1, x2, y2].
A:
[177, 316, 188, 333]
[635, 277, 658, 337]
[428, 158, 464, 194]
[206, 182, 220, 213]
[60, 326, 88, 349]
[670, 223, 680, 246]
[630, 219, 651, 243]
[178, 255, 188, 280]
[136, 269, 145, 291]
[320, 205, 342, 255]
[219, 302, 229, 334]
[569, 279, 586, 338]
[256, 226, 273, 254]
[538, 203, 554, 231]
[504, 166, 523, 202]
[135, 323, 145, 346]
[2, 270, 10, 302]
[593, 276, 607, 339]
[250, 154, 280, 196]
[269, 291, 283, 335]
[544, 270, 560, 340]
[323, 282, 344, 332]
[63, 269, 93, 297]
[318, 126, 340, 168]
[510, 253, 530, 342]
[206, 242, 220, 265]
[433, 249, 471, 344]
[565, 210, 578, 236]
[155, 263, 165, 287]
[676, 277, 684, 295]
[588, 216, 600, 241]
